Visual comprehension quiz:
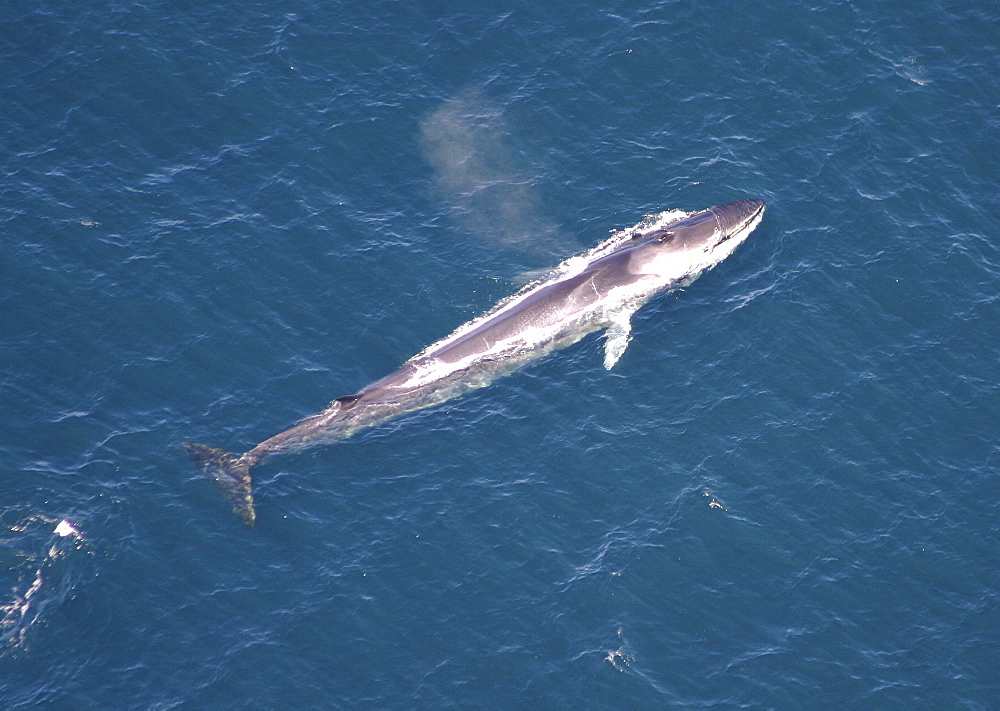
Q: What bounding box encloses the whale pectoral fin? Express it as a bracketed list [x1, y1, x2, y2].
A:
[603, 310, 634, 370]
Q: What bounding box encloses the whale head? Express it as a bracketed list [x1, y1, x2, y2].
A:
[629, 200, 766, 283]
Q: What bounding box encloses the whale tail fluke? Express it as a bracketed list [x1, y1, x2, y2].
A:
[181, 443, 257, 527]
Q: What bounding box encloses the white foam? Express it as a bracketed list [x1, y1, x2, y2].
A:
[54, 520, 80, 538]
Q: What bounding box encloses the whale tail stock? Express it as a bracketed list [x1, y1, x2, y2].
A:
[181, 443, 257, 527]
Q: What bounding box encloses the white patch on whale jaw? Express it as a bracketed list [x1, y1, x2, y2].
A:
[709, 207, 765, 264]
[631, 238, 721, 286]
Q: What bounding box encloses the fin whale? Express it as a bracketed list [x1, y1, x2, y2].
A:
[184, 200, 766, 526]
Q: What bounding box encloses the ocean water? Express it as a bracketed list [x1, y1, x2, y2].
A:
[2, 0, 997, 707]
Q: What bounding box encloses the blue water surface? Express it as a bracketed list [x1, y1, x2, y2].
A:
[2, 1, 997, 708]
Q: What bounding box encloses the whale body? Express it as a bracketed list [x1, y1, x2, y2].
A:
[184, 199, 766, 526]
